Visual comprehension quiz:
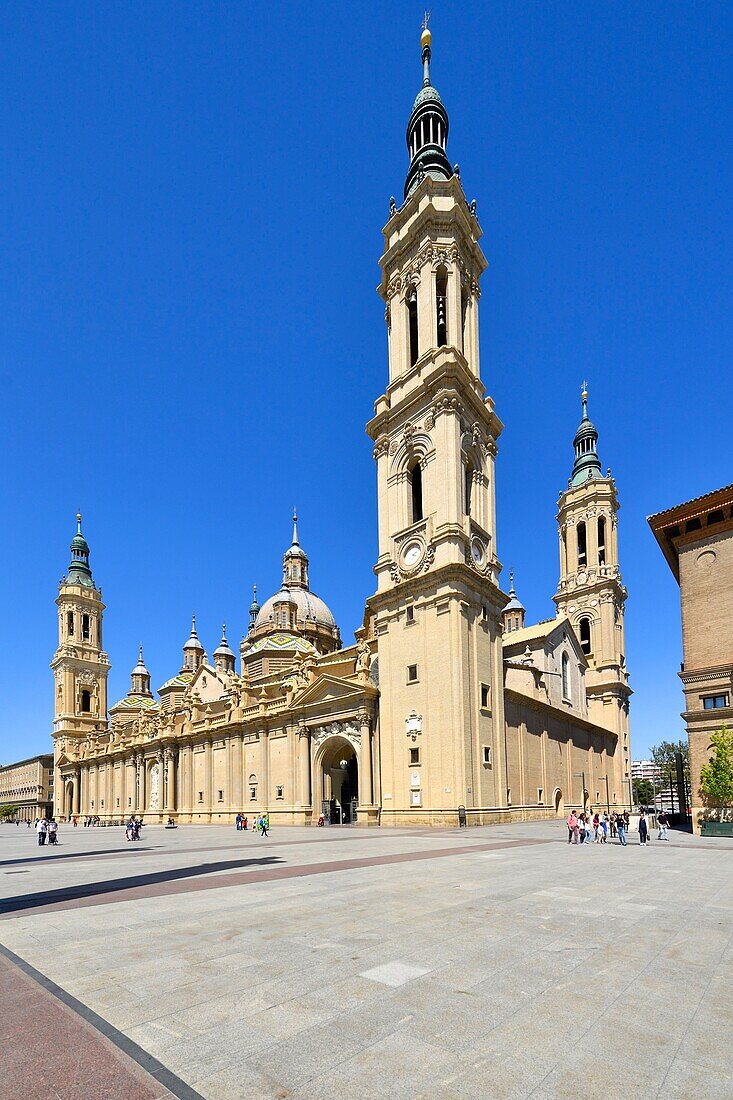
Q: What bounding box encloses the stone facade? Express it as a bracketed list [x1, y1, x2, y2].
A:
[0, 755, 54, 821]
[649, 483, 733, 832]
[50, 25, 631, 827]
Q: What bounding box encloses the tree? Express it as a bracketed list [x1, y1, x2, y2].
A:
[0, 804, 20, 821]
[650, 739, 690, 785]
[633, 778, 655, 807]
[700, 725, 733, 821]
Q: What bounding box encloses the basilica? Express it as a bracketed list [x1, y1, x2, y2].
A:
[52, 25, 631, 827]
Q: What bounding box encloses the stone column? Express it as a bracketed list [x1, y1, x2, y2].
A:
[260, 729, 270, 812]
[163, 747, 175, 818]
[297, 725, 311, 813]
[357, 710, 378, 825]
[73, 768, 81, 816]
[226, 735, 234, 819]
[204, 739, 213, 823]
[234, 733, 244, 813]
[138, 755, 146, 816]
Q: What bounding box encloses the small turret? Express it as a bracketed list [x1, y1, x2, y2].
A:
[213, 624, 236, 674]
[181, 614, 205, 672]
[249, 584, 260, 632]
[130, 645, 152, 697]
[570, 384, 603, 487]
[503, 570, 526, 633]
[404, 15, 453, 200]
[65, 512, 95, 588]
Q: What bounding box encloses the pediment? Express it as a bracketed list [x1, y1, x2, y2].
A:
[188, 662, 229, 703]
[55, 752, 72, 767]
[293, 673, 376, 710]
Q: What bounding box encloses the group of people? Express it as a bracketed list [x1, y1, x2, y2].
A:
[567, 809, 671, 846]
[235, 812, 269, 836]
[34, 818, 59, 845]
[125, 817, 143, 841]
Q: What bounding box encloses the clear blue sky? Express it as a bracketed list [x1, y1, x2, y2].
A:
[1, 2, 731, 765]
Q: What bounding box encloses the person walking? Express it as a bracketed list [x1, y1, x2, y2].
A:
[638, 810, 649, 846]
[609, 813, 617, 838]
[617, 815, 627, 846]
[260, 815, 268, 838]
[567, 812, 577, 843]
[235, 813, 242, 832]
[36, 818, 47, 846]
[657, 810, 669, 841]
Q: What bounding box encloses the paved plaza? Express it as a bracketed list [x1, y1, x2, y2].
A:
[1, 820, 732, 1099]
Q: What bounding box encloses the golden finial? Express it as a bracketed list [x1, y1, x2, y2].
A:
[421, 10, 431, 50]
[581, 380, 588, 402]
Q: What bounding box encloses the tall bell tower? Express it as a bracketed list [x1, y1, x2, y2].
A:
[553, 388, 632, 787]
[51, 514, 110, 816]
[366, 20, 508, 825]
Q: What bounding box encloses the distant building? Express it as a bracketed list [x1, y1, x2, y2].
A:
[0, 754, 54, 821]
[631, 759, 662, 784]
[648, 483, 733, 833]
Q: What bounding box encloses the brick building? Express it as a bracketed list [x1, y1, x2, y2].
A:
[648, 484, 733, 832]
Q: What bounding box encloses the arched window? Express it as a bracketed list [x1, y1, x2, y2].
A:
[460, 285, 468, 355]
[81, 614, 90, 641]
[561, 653, 571, 702]
[67, 611, 74, 637]
[597, 516, 606, 565]
[436, 266, 448, 347]
[577, 522, 587, 568]
[464, 461, 473, 517]
[579, 617, 592, 656]
[407, 288, 418, 367]
[80, 689, 91, 713]
[410, 461, 423, 523]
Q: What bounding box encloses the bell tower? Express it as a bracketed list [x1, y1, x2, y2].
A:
[366, 20, 508, 825]
[51, 514, 110, 815]
[553, 387, 632, 787]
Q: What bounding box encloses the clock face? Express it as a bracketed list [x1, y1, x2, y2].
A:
[402, 541, 422, 568]
[471, 538, 485, 566]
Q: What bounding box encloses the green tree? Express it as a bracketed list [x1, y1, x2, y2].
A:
[0, 804, 20, 821]
[633, 778, 655, 807]
[700, 725, 733, 821]
[650, 739, 690, 784]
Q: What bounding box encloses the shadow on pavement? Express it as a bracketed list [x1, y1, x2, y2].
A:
[0, 855, 284, 916]
[0, 847, 163, 869]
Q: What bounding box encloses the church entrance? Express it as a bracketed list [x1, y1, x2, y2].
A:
[319, 739, 358, 825]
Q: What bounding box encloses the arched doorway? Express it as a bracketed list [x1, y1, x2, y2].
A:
[554, 788, 564, 816]
[318, 737, 359, 825]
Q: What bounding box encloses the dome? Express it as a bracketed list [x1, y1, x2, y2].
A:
[255, 587, 336, 631]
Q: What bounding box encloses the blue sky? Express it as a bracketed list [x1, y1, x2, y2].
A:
[1, 2, 731, 764]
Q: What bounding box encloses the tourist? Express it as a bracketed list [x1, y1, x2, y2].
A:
[599, 816, 608, 843]
[235, 812, 242, 831]
[261, 815, 269, 838]
[638, 810, 649, 846]
[36, 818, 47, 846]
[48, 819, 58, 845]
[242, 815, 248, 831]
[617, 815, 627, 846]
[609, 813, 617, 838]
[592, 813, 600, 842]
[567, 811, 577, 843]
[657, 810, 669, 841]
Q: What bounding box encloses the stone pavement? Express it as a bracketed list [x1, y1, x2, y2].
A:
[1, 820, 732, 1099]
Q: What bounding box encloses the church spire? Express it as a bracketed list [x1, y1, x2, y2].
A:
[404, 15, 453, 200]
[283, 510, 309, 589]
[570, 383, 602, 486]
[64, 511, 95, 587]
